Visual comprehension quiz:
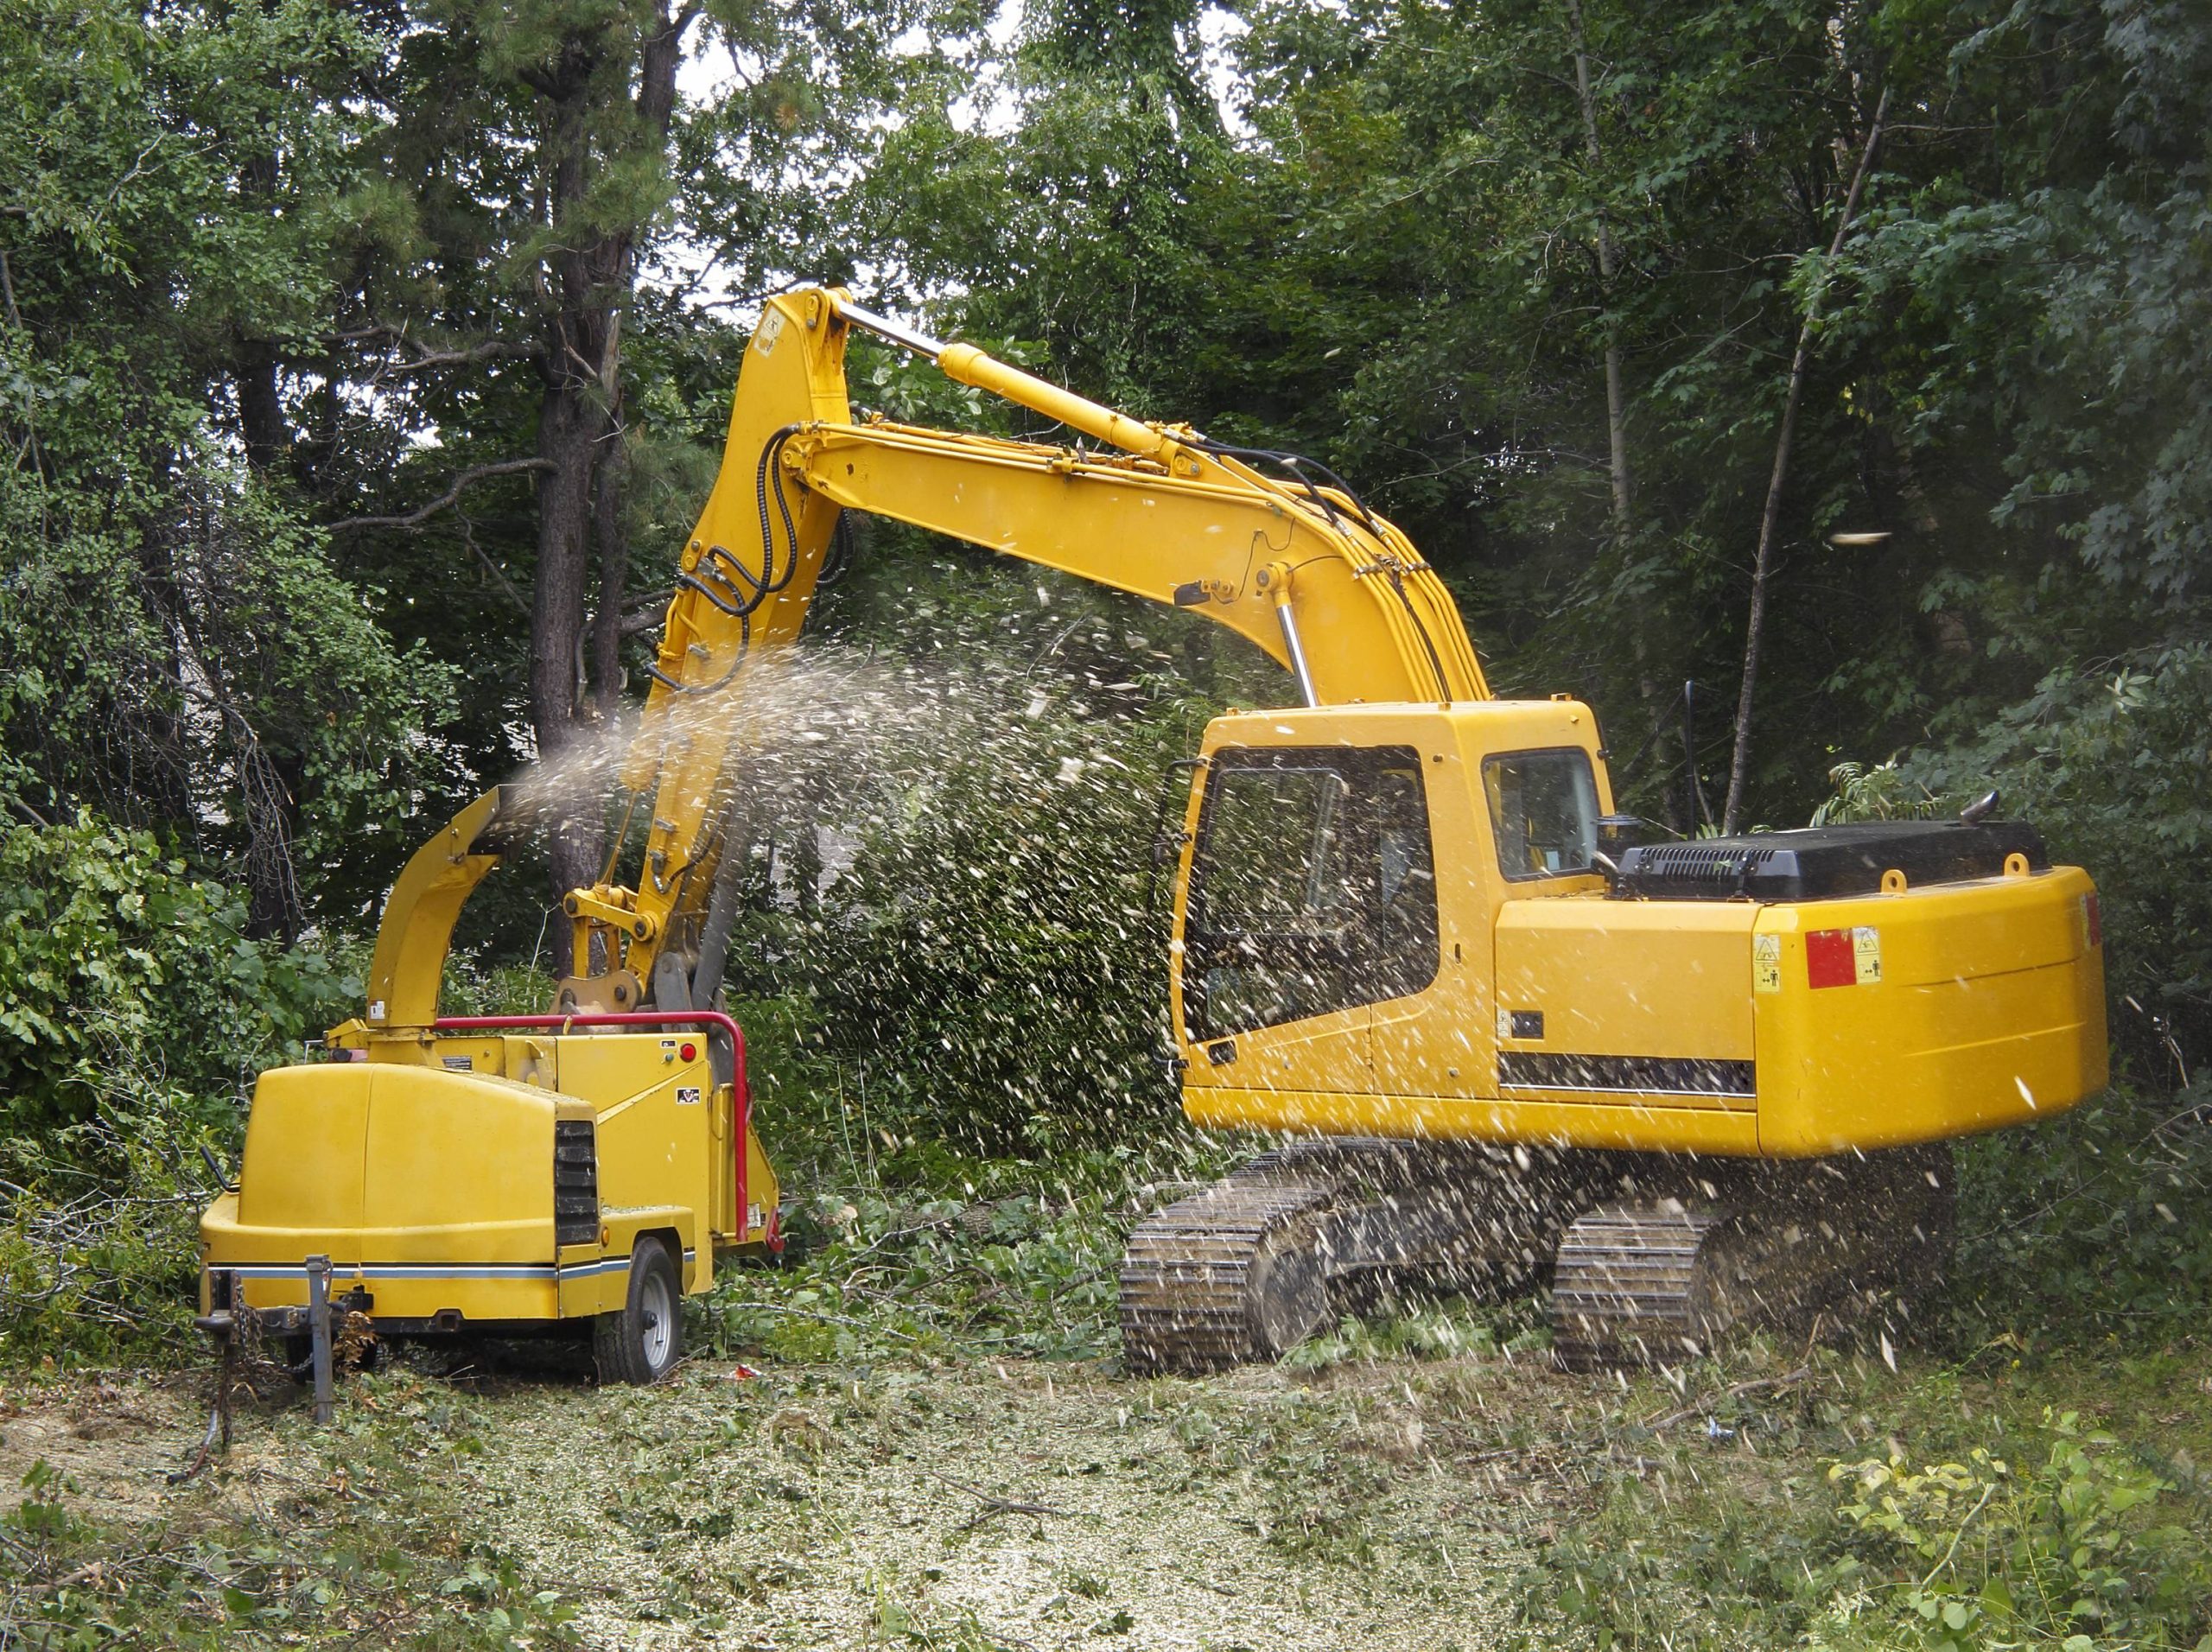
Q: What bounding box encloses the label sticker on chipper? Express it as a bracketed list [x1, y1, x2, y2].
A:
[1753, 933, 1783, 994]
[753, 308, 785, 356]
[676, 1085, 702, 1107]
[1806, 925, 1882, 988]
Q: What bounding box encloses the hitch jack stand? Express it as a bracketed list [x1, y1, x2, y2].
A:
[305, 1255, 334, 1426]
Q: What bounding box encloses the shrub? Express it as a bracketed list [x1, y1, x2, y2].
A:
[1827, 1410, 2212, 1650]
[0, 813, 353, 1136]
[0, 812, 357, 1361]
[721, 654, 1197, 1158]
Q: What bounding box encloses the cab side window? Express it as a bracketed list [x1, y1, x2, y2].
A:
[1482, 748, 1599, 880]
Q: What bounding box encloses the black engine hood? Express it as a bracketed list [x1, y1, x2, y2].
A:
[1611, 819, 2049, 902]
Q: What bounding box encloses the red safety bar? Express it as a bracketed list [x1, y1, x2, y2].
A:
[432, 1012, 757, 1247]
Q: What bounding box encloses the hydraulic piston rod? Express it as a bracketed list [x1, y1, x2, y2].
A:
[831, 294, 1179, 463]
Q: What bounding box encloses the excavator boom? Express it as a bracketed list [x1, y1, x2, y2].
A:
[559, 287, 1484, 1013]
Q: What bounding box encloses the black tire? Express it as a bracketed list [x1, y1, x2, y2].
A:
[593, 1238, 683, 1385]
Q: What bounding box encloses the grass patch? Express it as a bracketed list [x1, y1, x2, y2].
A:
[0, 1368, 585, 1648]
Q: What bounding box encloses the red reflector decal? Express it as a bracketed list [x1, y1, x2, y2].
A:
[2084, 893, 2102, 950]
[1805, 929, 1857, 988]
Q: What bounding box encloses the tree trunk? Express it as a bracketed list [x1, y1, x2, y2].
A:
[1566, 0, 1630, 539]
[531, 340, 607, 949]
[1720, 86, 1889, 836]
[235, 338, 286, 473]
[590, 427, 629, 721]
[522, 2, 695, 975]
[1566, 0, 1674, 819]
[233, 143, 287, 473]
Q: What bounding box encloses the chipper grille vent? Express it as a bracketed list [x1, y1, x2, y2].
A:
[553, 1120, 599, 1247]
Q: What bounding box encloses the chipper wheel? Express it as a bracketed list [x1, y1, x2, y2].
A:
[594, 1238, 684, 1384]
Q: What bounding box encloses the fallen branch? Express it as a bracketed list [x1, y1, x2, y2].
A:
[926, 1469, 1077, 1533]
[327, 458, 555, 533]
[1642, 1365, 1810, 1431]
[21, 1548, 157, 1595]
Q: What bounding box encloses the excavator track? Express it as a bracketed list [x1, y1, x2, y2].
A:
[1122, 1141, 1956, 1376]
[1552, 1202, 1727, 1370]
[1120, 1155, 1333, 1375]
[1550, 1144, 1958, 1371]
[1121, 1140, 1580, 1376]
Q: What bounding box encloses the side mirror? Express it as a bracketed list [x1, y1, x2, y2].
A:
[1596, 814, 1645, 855]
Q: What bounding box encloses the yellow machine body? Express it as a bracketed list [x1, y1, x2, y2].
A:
[1166, 703, 2106, 1156]
[201, 1032, 779, 1325]
[200, 285, 2107, 1362]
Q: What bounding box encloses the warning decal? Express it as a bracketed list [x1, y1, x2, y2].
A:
[1753, 933, 1782, 994]
[676, 1085, 702, 1107]
[1853, 926, 1883, 983]
[1806, 926, 1882, 988]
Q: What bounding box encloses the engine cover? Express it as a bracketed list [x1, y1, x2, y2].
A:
[1612, 820, 2048, 901]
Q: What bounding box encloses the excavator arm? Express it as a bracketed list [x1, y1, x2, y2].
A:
[362, 284, 1487, 1026]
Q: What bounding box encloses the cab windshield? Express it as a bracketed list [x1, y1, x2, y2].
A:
[1181, 747, 1438, 1040]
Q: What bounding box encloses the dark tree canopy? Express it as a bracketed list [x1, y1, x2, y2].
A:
[1, 0, 2206, 1114]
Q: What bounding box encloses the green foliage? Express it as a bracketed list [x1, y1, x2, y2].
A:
[715, 645, 1207, 1158]
[0, 0, 453, 932]
[0, 815, 363, 1362]
[0, 816, 353, 1130]
[1946, 1083, 2212, 1345]
[696, 1168, 1148, 1365]
[1516, 1398, 2212, 1651]
[784, 740, 1174, 1156]
[1827, 1413, 2212, 1650]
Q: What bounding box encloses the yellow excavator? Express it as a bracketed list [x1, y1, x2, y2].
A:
[200, 286, 2107, 1378]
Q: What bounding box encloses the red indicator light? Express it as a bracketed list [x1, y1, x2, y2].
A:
[680, 1041, 698, 1062]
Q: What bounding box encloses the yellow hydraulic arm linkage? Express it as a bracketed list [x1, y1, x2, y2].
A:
[531, 285, 1487, 1023]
